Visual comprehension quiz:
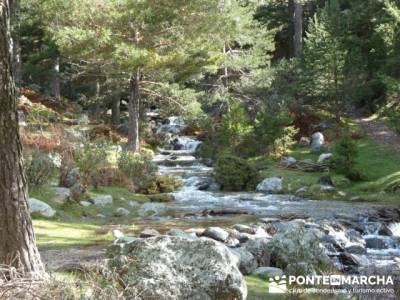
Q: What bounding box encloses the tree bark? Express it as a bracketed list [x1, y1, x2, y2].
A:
[50, 56, 61, 100]
[127, 69, 140, 153]
[111, 89, 121, 125]
[289, 0, 303, 57]
[11, 0, 22, 85]
[94, 80, 101, 121]
[0, 0, 45, 279]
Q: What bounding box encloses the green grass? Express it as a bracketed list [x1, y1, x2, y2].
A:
[29, 186, 57, 202]
[245, 276, 351, 300]
[252, 137, 400, 203]
[88, 186, 150, 203]
[246, 276, 282, 300]
[33, 220, 112, 249]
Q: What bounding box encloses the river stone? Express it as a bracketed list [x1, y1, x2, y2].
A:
[365, 236, 394, 249]
[346, 229, 364, 243]
[299, 137, 310, 147]
[295, 186, 308, 196]
[321, 234, 345, 252]
[317, 153, 333, 164]
[80, 201, 91, 207]
[138, 203, 167, 217]
[233, 224, 256, 235]
[256, 177, 283, 194]
[107, 236, 247, 300]
[69, 182, 86, 201]
[139, 228, 160, 238]
[230, 247, 258, 275]
[167, 229, 198, 240]
[51, 187, 70, 204]
[280, 157, 297, 168]
[90, 195, 113, 206]
[339, 253, 364, 266]
[320, 185, 335, 193]
[378, 225, 393, 236]
[231, 231, 251, 243]
[115, 207, 130, 217]
[28, 198, 56, 218]
[244, 239, 271, 266]
[345, 244, 366, 255]
[311, 132, 324, 151]
[225, 237, 241, 248]
[128, 201, 140, 208]
[60, 166, 80, 188]
[252, 267, 283, 279]
[202, 227, 229, 242]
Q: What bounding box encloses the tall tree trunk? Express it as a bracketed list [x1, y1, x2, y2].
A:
[50, 57, 60, 100]
[127, 69, 140, 153]
[94, 80, 101, 121]
[12, 32, 21, 85]
[11, 0, 22, 85]
[0, 0, 45, 279]
[289, 0, 303, 57]
[111, 89, 121, 125]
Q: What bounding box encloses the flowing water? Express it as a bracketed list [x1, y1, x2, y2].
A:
[148, 116, 400, 276]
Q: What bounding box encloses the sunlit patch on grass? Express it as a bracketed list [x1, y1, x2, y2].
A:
[33, 220, 112, 249]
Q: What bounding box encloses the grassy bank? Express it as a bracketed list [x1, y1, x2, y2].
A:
[254, 138, 400, 203]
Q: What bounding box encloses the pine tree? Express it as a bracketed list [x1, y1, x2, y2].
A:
[0, 0, 45, 278]
[300, 0, 347, 120]
[45, 0, 226, 152]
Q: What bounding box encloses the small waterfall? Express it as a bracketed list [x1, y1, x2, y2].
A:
[175, 136, 202, 152]
[157, 116, 185, 135]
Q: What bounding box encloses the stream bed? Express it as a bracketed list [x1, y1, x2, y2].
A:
[133, 116, 400, 297]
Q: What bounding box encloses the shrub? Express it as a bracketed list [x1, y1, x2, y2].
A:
[253, 107, 294, 155]
[141, 175, 182, 194]
[271, 125, 298, 158]
[90, 167, 133, 190]
[385, 107, 400, 133]
[75, 141, 109, 185]
[24, 149, 56, 186]
[218, 102, 253, 151]
[332, 135, 362, 181]
[26, 102, 55, 123]
[117, 151, 157, 189]
[214, 153, 259, 191]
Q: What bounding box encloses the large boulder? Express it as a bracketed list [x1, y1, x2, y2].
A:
[139, 228, 160, 238]
[51, 187, 70, 204]
[256, 177, 283, 194]
[59, 165, 80, 188]
[230, 247, 258, 275]
[90, 195, 113, 206]
[267, 222, 332, 274]
[28, 198, 56, 218]
[310, 132, 325, 151]
[107, 236, 247, 300]
[138, 202, 167, 217]
[317, 153, 333, 164]
[280, 157, 297, 168]
[244, 238, 271, 266]
[114, 207, 130, 217]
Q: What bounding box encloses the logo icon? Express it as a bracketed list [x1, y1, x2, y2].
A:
[268, 275, 287, 294]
